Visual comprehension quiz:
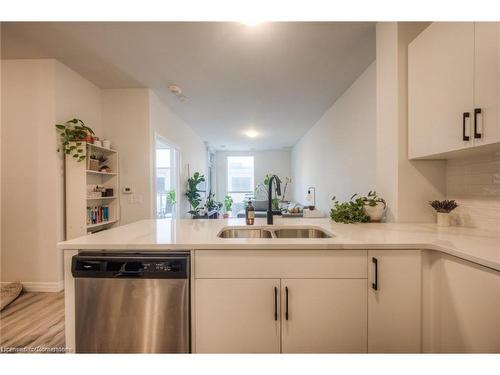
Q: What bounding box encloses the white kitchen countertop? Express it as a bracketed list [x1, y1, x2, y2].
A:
[58, 218, 500, 271]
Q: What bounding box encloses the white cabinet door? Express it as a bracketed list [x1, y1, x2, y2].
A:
[408, 22, 474, 158]
[281, 279, 367, 353]
[194, 279, 280, 353]
[474, 22, 500, 146]
[368, 250, 422, 353]
[432, 254, 500, 353]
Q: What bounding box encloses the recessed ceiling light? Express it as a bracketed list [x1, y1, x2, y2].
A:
[244, 129, 259, 138]
[240, 20, 262, 27]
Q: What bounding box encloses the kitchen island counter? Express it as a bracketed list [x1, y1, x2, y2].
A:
[58, 218, 500, 271]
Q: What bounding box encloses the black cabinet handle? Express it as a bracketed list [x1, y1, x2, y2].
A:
[474, 108, 482, 139]
[285, 286, 289, 320]
[274, 287, 278, 321]
[463, 112, 470, 141]
[372, 257, 378, 291]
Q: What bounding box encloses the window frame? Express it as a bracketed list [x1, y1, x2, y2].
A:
[226, 155, 255, 200]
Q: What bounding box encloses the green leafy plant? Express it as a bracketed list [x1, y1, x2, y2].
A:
[166, 189, 176, 205]
[186, 172, 205, 216]
[224, 195, 233, 212]
[272, 197, 280, 211]
[330, 194, 370, 224]
[429, 200, 458, 213]
[357, 190, 386, 207]
[205, 192, 223, 212]
[255, 173, 282, 209]
[55, 118, 95, 162]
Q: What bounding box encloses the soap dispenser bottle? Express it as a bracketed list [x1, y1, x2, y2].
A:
[246, 200, 255, 225]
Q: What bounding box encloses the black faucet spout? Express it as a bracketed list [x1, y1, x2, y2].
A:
[267, 175, 282, 225]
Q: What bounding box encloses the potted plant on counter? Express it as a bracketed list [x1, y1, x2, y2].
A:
[330, 195, 370, 224]
[205, 192, 223, 218]
[429, 200, 458, 227]
[360, 191, 386, 222]
[223, 195, 233, 218]
[186, 172, 205, 217]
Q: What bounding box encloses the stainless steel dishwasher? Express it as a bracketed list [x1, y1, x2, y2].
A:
[71, 252, 190, 353]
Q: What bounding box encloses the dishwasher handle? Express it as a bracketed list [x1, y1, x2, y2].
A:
[115, 271, 143, 277]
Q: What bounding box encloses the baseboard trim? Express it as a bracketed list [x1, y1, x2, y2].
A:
[1, 281, 64, 292]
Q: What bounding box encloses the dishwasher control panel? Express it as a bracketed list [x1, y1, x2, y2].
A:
[71, 253, 189, 279]
[142, 261, 182, 273]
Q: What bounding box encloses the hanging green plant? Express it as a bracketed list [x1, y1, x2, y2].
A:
[55, 118, 95, 162]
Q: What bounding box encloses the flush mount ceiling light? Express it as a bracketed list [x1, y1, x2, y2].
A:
[168, 84, 188, 102]
[240, 20, 262, 27]
[244, 129, 259, 138]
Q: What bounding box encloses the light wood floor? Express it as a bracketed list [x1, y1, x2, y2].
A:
[0, 291, 65, 352]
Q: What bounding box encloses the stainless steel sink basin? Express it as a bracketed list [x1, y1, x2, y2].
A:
[272, 228, 332, 238]
[217, 226, 333, 239]
[218, 228, 273, 238]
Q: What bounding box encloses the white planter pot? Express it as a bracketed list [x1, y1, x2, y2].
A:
[363, 202, 386, 222]
[436, 212, 451, 227]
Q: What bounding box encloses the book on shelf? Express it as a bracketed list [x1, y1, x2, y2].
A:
[87, 205, 110, 225]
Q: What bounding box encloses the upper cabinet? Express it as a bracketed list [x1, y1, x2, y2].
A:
[409, 22, 500, 159]
[408, 23, 474, 159]
[474, 23, 500, 147]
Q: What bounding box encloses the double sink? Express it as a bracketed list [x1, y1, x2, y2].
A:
[218, 226, 333, 239]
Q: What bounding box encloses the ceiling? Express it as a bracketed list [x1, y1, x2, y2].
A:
[1, 22, 375, 151]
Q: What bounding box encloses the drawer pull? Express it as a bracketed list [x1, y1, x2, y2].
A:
[372, 257, 378, 291]
[285, 286, 289, 320]
[463, 112, 470, 141]
[474, 108, 482, 139]
[274, 287, 278, 321]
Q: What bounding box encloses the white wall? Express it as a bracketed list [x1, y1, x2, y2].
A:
[149, 91, 207, 218]
[102, 89, 151, 225]
[101, 89, 208, 222]
[216, 150, 292, 203]
[291, 62, 376, 213]
[375, 22, 446, 223]
[1, 59, 101, 289]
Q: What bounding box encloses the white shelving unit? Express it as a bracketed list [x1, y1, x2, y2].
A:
[65, 142, 120, 239]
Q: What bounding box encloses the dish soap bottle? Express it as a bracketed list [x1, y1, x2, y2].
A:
[246, 200, 255, 225]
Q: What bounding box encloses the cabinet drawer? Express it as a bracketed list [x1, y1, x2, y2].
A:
[194, 250, 367, 279]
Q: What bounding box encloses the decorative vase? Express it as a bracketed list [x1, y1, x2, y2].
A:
[363, 202, 386, 222]
[436, 212, 451, 227]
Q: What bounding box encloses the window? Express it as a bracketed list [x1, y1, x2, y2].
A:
[227, 156, 254, 213]
[155, 137, 179, 219]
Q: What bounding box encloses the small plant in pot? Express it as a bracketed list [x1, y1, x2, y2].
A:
[429, 200, 458, 227]
[223, 195, 233, 219]
[186, 172, 205, 217]
[330, 195, 370, 224]
[55, 118, 95, 162]
[360, 191, 386, 222]
[205, 192, 223, 218]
